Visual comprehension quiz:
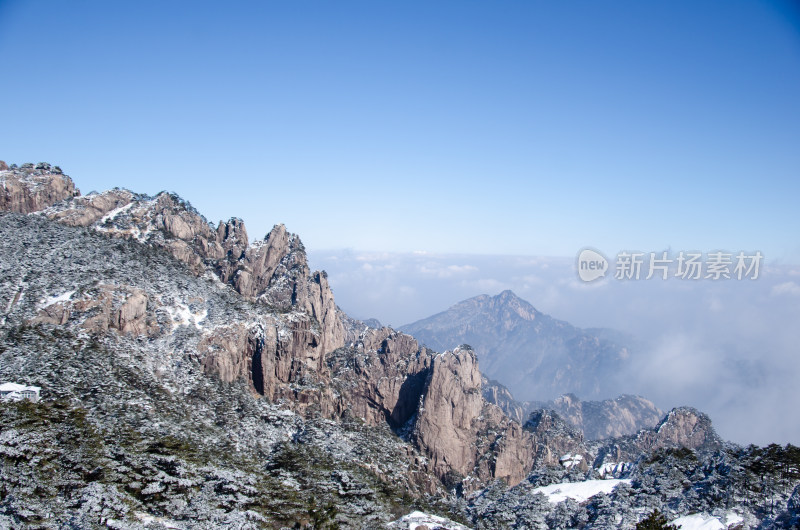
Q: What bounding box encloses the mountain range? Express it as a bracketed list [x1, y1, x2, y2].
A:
[0, 161, 798, 529]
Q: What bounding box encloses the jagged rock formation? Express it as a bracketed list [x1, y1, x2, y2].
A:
[401, 290, 634, 401]
[481, 376, 526, 423]
[330, 335, 538, 490]
[547, 393, 664, 440]
[482, 378, 664, 440]
[0, 164, 550, 495]
[523, 410, 588, 471]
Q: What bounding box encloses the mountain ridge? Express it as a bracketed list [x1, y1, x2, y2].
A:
[1, 161, 798, 528]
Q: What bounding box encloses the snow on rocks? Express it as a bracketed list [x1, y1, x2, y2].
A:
[532, 478, 631, 504]
[387, 510, 471, 529]
[670, 512, 743, 530]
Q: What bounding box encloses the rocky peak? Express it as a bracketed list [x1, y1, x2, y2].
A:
[401, 290, 632, 401]
[6, 167, 344, 352]
[596, 406, 723, 464]
[644, 406, 722, 451]
[0, 162, 79, 214]
[493, 289, 539, 321]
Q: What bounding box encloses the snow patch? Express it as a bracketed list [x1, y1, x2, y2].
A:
[596, 461, 631, 478]
[671, 512, 743, 530]
[38, 290, 75, 309]
[134, 511, 183, 529]
[162, 302, 207, 330]
[98, 202, 134, 224]
[560, 453, 583, 469]
[533, 478, 631, 504]
[387, 510, 471, 529]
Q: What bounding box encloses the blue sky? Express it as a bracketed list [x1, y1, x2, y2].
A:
[2, 1, 800, 445]
[1, 1, 799, 260]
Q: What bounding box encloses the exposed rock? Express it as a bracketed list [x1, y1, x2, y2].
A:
[328, 328, 433, 429]
[412, 347, 485, 481]
[523, 409, 588, 470]
[31, 284, 159, 337]
[46, 188, 135, 227]
[634, 406, 722, 452]
[481, 376, 526, 423]
[0, 163, 79, 213]
[482, 379, 663, 440]
[546, 393, 664, 440]
[596, 406, 723, 464]
[31, 180, 347, 371]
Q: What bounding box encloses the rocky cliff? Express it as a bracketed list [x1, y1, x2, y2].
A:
[0, 163, 550, 495]
[0, 162, 79, 213]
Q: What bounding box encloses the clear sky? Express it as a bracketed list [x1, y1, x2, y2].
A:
[1, 1, 799, 261]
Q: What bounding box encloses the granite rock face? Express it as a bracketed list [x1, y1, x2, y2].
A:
[412, 347, 485, 481]
[0, 162, 79, 214]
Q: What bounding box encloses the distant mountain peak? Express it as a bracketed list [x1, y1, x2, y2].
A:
[401, 291, 632, 401]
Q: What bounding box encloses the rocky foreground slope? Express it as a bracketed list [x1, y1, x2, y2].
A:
[1, 162, 798, 529]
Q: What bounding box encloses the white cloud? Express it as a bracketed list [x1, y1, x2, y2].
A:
[771, 281, 800, 296]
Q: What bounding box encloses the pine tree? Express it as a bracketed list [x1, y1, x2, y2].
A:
[636, 509, 679, 530]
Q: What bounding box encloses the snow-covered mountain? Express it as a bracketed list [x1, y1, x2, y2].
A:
[1, 161, 798, 529]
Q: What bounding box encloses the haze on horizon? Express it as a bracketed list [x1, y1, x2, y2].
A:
[312, 248, 800, 447]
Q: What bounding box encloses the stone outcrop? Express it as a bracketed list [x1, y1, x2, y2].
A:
[523, 409, 588, 470]
[328, 328, 434, 428]
[412, 347, 485, 481]
[596, 406, 723, 465]
[31, 284, 158, 337]
[632, 406, 722, 453]
[0, 162, 79, 214]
